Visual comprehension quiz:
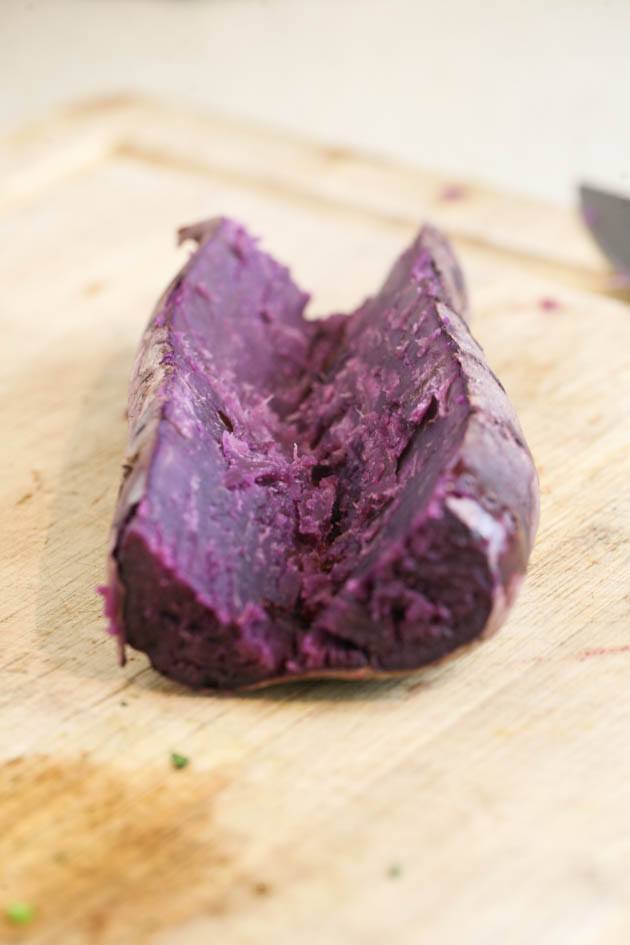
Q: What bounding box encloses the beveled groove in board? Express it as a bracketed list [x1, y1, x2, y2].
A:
[2, 96, 627, 304]
[1, 100, 629, 945]
[115, 141, 626, 301]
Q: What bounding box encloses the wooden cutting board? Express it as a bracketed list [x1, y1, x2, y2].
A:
[2, 98, 630, 945]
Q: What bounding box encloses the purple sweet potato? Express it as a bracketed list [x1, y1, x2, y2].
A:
[101, 219, 538, 690]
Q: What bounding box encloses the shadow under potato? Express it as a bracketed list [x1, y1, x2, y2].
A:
[34, 343, 427, 702]
[130, 665, 411, 702]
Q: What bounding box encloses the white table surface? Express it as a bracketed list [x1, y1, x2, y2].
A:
[2, 0, 628, 206]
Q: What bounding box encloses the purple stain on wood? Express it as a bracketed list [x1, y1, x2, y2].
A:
[577, 645, 630, 661]
[438, 184, 467, 202]
[608, 271, 630, 290]
[538, 296, 562, 312]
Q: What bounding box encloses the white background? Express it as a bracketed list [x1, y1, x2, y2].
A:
[2, 0, 628, 205]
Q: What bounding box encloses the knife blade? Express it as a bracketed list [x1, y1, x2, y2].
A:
[579, 184, 630, 277]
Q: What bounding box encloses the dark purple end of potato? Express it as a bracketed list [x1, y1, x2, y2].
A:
[102, 218, 539, 690]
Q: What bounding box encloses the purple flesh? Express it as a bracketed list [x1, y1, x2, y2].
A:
[103, 219, 539, 690]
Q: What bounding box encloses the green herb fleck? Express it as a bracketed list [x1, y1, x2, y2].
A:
[6, 902, 35, 925]
[170, 752, 190, 770]
[387, 863, 402, 879]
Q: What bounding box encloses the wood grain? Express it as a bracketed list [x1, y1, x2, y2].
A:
[1, 99, 629, 945]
